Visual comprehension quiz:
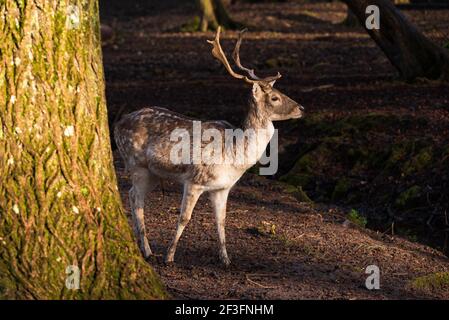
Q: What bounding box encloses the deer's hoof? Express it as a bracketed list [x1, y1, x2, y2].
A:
[165, 253, 175, 265]
[142, 250, 152, 259]
[141, 238, 153, 258]
[221, 257, 231, 267]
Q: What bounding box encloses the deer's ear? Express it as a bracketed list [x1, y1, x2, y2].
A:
[252, 83, 263, 100]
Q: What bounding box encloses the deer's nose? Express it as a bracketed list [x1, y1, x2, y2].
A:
[298, 104, 305, 111]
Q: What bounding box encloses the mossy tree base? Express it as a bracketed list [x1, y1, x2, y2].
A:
[184, 0, 242, 32]
[0, 0, 166, 299]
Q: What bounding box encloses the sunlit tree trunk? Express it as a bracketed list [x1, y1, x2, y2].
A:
[0, 0, 166, 299]
[198, 0, 240, 31]
[342, 0, 449, 80]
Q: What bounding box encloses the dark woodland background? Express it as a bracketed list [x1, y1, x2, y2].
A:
[99, 0, 449, 298]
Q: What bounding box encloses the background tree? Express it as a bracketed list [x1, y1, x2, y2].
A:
[342, 0, 449, 80]
[342, 4, 359, 27]
[0, 1, 166, 299]
[197, 0, 240, 31]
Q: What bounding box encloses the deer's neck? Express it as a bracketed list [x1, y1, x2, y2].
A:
[241, 100, 274, 164]
[243, 101, 270, 131]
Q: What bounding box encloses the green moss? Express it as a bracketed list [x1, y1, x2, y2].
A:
[402, 147, 433, 175]
[284, 185, 298, 194]
[300, 113, 328, 131]
[395, 185, 422, 209]
[386, 141, 411, 168]
[281, 112, 441, 220]
[400, 228, 418, 242]
[180, 16, 201, 32]
[293, 153, 314, 174]
[411, 272, 449, 291]
[81, 187, 89, 197]
[295, 186, 313, 203]
[347, 209, 367, 228]
[285, 185, 313, 203]
[332, 178, 350, 201]
[294, 144, 333, 174]
[265, 57, 297, 69]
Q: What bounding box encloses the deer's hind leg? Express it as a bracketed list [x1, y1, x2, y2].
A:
[129, 167, 157, 258]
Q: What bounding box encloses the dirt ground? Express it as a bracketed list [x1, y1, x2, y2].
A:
[101, 0, 449, 299]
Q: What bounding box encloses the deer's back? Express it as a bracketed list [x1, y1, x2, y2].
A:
[114, 107, 241, 187]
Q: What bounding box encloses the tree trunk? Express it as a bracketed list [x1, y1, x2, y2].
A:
[342, 0, 449, 80]
[343, 5, 359, 27]
[0, 1, 166, 299]
[198, 0, 240, 31]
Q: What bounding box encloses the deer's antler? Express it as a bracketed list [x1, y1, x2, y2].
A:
[232, 28, 281, 83]
[207, 27, 281, 85]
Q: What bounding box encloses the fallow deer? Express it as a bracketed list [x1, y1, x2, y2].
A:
[114, 27, 304, 266]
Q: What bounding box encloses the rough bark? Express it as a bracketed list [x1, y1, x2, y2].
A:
[342, 0, 449, 80]
[198, 0, 240, 31]
[0, 0, 166, 299]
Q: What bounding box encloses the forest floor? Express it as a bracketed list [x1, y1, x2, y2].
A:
[101, 0, 449, 299]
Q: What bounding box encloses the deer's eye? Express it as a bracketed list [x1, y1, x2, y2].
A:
[271, 96, 280, 102]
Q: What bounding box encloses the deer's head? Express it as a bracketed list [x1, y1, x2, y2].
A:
[250, 81, 304, 121]
[208, 27, 304, 121]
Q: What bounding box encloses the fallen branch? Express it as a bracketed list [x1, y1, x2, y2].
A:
[301, 84, 335, 93]
[245, 274, 279, 289]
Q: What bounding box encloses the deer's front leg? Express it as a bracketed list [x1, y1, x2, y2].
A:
[166, 183, 203, 264]
[209, 188, 231, 266]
